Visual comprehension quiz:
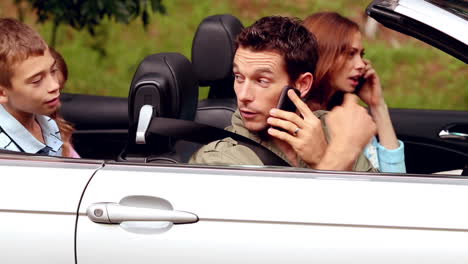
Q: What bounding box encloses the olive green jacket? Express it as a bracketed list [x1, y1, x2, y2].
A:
[189, 110, 376, 172]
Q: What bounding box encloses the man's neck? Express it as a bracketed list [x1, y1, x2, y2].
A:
[306, 100, 325, 112]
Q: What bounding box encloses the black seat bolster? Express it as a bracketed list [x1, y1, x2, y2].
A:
[195, 98, 237, 129]
[174, 140, 203, 163]
[177, 98, 235, 162]
[60, 93, 128, 130]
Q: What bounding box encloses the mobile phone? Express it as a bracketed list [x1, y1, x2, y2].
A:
[276, 85, 300, 113]
[355, 76, 366, 94]
[271, 86, 300, 132]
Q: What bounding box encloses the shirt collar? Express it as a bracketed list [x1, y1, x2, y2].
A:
[36, 114, 63, 152]
[0, 105, 62, 154]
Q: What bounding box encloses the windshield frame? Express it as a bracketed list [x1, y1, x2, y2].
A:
[367, 0, 468, 63]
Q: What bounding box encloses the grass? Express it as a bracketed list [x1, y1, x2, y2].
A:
[1, 0, 466, 110]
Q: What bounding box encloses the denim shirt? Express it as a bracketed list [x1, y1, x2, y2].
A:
[364, 137, 406, 173]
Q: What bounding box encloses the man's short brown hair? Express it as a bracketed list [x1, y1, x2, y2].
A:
[0, 18, 47, 88]
[235, 16, 319, 84]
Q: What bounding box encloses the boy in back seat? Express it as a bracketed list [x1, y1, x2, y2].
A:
[0, 18, 76, 157]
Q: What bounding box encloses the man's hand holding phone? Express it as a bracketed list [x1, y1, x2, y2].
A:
[271, 86, 301, 131]
[267, 86, 327, 168]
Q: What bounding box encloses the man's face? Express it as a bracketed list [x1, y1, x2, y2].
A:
[233, 47, 290, 132]
[1, 48, 60, 120]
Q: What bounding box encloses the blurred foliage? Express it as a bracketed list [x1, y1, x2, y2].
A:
[1, 0, 466, 110]
[13, 0, 166, 46]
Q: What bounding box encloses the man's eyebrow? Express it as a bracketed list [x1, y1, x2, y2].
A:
[232, 64, 274, 75]
[253, 67, 274, 75]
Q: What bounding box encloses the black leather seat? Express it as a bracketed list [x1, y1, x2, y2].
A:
[192, 14, 243, 129]
[122, 52, 198, 163]
[60, 93, 128, 159]
[121, 51, 287, 165]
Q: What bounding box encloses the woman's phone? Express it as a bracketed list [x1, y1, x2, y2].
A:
[271, 86, 300, 132]
[355, 76, 366, 94]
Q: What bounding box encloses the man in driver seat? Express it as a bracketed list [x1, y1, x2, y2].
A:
[190, 16, 377, 171]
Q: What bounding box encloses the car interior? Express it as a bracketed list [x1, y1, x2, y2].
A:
[30, 13, 468, 175]
[61, 14, 242, 161]
[121, 52, 199, 163]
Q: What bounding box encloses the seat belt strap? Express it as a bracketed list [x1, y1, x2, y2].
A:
[147, 117, 290, 166]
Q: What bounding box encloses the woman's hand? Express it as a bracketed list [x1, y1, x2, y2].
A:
[358, 59, 400, 150]
[357, 59, 384, 108]
[267, 89, 327, 168]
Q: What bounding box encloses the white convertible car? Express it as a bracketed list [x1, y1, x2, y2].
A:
[1, 0, 467, 263]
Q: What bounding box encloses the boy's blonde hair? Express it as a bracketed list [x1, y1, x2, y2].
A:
[0, 18, 47, 88]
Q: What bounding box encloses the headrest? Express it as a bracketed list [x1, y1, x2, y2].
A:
[128, 52, 198, 137]
[192, 14, 243, 98]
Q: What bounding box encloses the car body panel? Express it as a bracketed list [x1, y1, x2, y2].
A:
[76, 163, 468, 263]
[0, 156, 102, 264]
[77, 218, 468, 263]
[1, 0, 467, 262]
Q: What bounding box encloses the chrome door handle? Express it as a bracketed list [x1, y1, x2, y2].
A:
[439, 130, 468, 140]
[87, 202, 198, 224]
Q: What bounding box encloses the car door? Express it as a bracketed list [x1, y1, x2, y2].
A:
[368, 0, 468, 174]
[76, 162, 468, 264]
[390, 108, 468, 173]
[0, 153, 102, 264]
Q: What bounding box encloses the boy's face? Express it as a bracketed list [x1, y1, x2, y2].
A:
[233, 47, 290, 132]
[0, 48, 61, 118]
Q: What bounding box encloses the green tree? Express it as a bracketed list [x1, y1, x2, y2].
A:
[15, 0, 166, 47]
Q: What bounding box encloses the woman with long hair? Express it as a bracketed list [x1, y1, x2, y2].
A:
[303, 12, 405, 172]
[49, 47, 80, 158]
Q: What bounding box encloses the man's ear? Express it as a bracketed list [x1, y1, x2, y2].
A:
[0, 86, 8, 104]
[294, 72, 314, 99]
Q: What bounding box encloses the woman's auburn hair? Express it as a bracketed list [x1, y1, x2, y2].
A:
[303, 12, 360, 109]
[49, 47, 75, 157]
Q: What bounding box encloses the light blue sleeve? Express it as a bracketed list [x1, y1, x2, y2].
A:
[372, 138, 406, 173]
